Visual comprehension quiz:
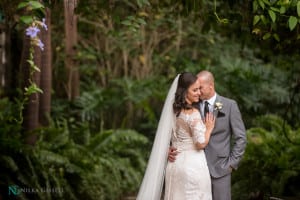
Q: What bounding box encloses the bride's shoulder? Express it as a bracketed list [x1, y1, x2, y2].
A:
[190, 109, 201, 118]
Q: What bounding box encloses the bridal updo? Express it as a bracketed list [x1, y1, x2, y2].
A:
[173, 72, 198, 116]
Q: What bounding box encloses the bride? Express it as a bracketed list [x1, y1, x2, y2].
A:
[137, 72, 215, 200]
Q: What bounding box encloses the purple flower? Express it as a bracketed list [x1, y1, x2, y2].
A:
[26, 26, 40, 38]
[41, 18, 48, 30]
[37, 39, 44, 51]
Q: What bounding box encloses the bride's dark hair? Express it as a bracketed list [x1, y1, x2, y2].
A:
[173, 72, 198, 116]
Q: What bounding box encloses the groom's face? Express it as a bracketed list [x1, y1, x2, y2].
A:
[198, 77, 214, 100]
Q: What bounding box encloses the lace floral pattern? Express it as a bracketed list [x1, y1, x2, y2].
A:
[172, 111, 206, 148]
[165, 111, 212, 200]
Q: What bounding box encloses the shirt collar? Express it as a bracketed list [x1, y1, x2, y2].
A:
[205, 93, 217, 105]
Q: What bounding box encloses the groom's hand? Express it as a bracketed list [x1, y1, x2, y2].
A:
[168, 147, 178, 162]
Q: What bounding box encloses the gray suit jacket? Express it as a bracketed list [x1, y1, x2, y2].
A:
[204, 94, 247, 178]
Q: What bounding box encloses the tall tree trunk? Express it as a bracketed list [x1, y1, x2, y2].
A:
[64, 0, 79, 100]
[27, 44, 41, 130]
[20, 36, 41, 145]
[2, 24, 15, 99]
[0, 26, 5, 92]
[39, 8, 52, 126]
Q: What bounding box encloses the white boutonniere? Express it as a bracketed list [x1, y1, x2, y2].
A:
[214, 102, 223, 111]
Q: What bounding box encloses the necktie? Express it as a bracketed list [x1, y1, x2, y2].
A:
[204, 101, 209, 118]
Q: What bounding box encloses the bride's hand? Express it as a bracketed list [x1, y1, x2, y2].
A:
[205, 112, 215, 132]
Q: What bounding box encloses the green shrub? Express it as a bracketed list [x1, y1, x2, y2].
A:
[232, 114, 300, 200]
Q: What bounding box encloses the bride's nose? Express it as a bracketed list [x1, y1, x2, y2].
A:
[197, 89, 201, 96]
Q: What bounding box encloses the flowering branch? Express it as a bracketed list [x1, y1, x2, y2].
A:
[16, 0, 46, 124]
[24, 17, 47, 96]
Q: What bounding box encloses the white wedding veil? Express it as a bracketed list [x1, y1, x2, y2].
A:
[136, 74, 180, 200]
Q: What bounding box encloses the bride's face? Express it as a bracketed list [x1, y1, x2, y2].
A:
[185, 80, 201, 104]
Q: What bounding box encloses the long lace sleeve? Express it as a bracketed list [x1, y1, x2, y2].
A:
[189, 112, 206, 144]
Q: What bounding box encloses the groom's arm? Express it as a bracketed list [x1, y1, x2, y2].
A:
[229, 100, 247, 170]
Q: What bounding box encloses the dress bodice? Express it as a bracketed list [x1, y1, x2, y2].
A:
[171, 111, 206, 151]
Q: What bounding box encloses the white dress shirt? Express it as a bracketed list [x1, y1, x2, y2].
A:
[200, 93, 217, 118]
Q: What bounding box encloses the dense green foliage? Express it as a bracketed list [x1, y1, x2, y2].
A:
[0, 98, 149, 199]
[252, 0, 300, 47]
[233, 115, 300, 199]
[0, 0, 299, 199]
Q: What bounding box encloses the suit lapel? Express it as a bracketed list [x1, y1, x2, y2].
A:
[213, 94, 225, 118]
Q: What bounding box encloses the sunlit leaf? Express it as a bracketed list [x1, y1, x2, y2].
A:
[253, 0, 258, 12]
[220, 18, 229, 24]
[17, 2, 28, 9]
[32, 64, 41, 72]
[121, 20, 131, 26]
[29, 1, 44, 10]
[263, 32, 271, 40]
[20, 16, 33, 24]
[258, 0, 265, 10]
[273, 33, 280, 42]
[270, 7, 280, 12]
[262, 0, 270, 5]
[252, 28, 261, 34]
[260, 15, 267, 25]
[288, 16, 298, 31]
[280, 6, 286, 14]
[138, 12, 148, 17]
[24, 84, 43, 95]
[268, 10, 276, 23]
[27, 59, 35, 66]
[137, 0, 150, 8]
[139, 55, 146, 65]
[137, 18, 147, 25]
[253, 15, 261, 25]
[137, 0, 143, 8]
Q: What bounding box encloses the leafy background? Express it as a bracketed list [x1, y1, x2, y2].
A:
[0, 0, 299, 199]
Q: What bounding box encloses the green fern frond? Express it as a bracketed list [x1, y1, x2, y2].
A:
[0, 155, 19, 172]
[89, 129, 148, 153]
[74, 88, 105, 122]
[37, 119, 70, 149]
[37, 150, 70, 166]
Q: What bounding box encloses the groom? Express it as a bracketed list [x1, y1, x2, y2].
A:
[169, 70, 247, 200]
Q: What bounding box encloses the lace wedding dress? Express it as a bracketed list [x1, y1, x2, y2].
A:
[164, 111, 212, 200]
